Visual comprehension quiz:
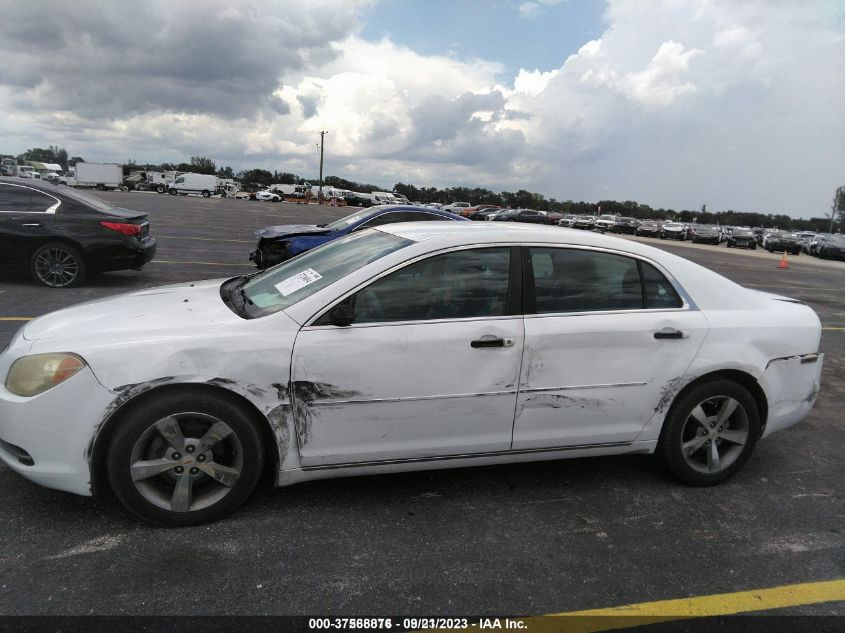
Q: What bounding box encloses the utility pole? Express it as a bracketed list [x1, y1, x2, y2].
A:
[829, 186, 843, 235]
[318, 130, 328, 200]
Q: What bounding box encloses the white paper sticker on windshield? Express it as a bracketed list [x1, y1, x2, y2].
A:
[274, 268, 323, 297]
[346, 216, 360, 225]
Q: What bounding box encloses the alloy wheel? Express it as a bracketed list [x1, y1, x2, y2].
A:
[679, 396, 749, 474]
[129, 413, 243, 513]
[33, 247, 81, 287]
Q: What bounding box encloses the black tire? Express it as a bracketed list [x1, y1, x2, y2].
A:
[168, 188, 177, 195]
[156, 185, 166, 194]
[202, 190, 211, 198]
[659, 379, 760, 486]
[30, 242, 87, 288]
[751, 244, 756, 250]
[107, 391, 265, 526]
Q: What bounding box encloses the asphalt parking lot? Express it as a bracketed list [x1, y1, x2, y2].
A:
[0, 193, 842, 616]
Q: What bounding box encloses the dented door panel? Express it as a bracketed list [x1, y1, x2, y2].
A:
[291, 319, 524, 466]
[512, 310, 708, 449]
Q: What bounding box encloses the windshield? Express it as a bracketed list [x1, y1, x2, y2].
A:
[242, 229, 413, 314]
[323, 208, 373, 231]
[733, 229, 752, 236]
[776, 231, 798, 238]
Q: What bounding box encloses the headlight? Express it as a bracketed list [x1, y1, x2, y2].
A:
[5, 353, 87, 397]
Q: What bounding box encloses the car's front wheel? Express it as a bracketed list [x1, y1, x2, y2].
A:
[107, 391, 265, 526]
[30, 242, 87, 288]
[660, 379, 760, 486]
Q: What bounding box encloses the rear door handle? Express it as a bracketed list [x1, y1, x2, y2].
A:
[471, 337, 515, 348]
[654, 328, 684, 340]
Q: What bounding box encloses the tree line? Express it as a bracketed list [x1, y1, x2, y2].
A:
[4, 147, 842, 231]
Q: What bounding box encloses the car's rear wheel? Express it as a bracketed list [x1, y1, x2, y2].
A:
[660, 379, 760, 486]
[202, 190, 211, 198]
[107, 392, 264, 526]
[30, 242, 87, 288]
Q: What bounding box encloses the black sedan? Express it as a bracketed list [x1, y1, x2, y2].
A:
[690, 225, 721, 245]
[0, 177, 156, 287]
[765, 230, 802, 255]
[609, 217, 640, 234]
[726, 228, 756, 249]
[817, 234, 845, 260]
[635, 220, 662, 237]
[490, 209, 551, 224]
[250, 205, 467, 269]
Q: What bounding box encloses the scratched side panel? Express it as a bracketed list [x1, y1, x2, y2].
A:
[513, 311, 709, 449]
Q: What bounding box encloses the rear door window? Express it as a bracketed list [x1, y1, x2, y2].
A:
[528, 248, 643, 313]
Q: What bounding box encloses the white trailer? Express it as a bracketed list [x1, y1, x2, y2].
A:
[62, 162, 123, 190]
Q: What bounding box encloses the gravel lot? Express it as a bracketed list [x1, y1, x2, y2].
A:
[0, 192, 842, 615]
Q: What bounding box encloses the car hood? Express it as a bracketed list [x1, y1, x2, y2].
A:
[23, 279, 242, 342]
[663, 225, 684, 231]
[254, 224, 332, 239]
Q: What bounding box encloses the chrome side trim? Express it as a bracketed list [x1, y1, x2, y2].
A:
[519, 382, 647, 394]
[309, 389, 516, 407]
[301, 441, 632, 471]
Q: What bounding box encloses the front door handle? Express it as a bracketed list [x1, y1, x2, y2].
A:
[654, 328, 684, 340]
[471, 337, 515, 348]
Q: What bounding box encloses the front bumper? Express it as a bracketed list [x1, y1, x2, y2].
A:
[0, 365, 115, 496]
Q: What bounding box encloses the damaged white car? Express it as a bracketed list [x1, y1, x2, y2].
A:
[0, 223, 823, 525]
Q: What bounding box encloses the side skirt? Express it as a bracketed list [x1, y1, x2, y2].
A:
[276, 440, 658, 487]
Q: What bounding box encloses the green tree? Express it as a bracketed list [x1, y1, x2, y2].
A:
[189, 155, 217, 175]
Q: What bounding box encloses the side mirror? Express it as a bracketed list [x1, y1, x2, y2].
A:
[329, 302, 354, 327]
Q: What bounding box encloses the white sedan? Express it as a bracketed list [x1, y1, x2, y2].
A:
[0, 223, 823, 525]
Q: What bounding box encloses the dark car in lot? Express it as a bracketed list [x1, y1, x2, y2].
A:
[660, 222, 687, 240]
[726, 227, 756, 249]
[467, 208, 501, 221]
[491, 209, 552, 225]
[0, 177, 156, 287]
[635, 220, 661, 237]
[765, 230, 802, 255]
[690, 224, 720, 245]
[816, 234, 845, 260]
[609, 216, 640, 234]
[249, 205, 467, 268]
[573, 215, 596, 230]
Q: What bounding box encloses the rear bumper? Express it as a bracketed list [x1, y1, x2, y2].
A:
[88, 238, 157, 272]
[759, 353, 824, 438]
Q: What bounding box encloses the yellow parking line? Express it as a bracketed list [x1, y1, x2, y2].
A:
[0, 317, 33, 321]
[149, 260, 253, 267]
[526, 579, 845, 633]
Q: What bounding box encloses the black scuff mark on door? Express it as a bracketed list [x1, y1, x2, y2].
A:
[804, 382, 820, 404]
[290, 381, 365, 448]
[523, 393, 607, 410]
[654, 375, 694, 413]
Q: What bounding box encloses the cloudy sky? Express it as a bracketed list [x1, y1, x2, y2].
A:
[0, 0, 842, 216]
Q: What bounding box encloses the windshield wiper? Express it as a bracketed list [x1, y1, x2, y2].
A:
[238, 285, 254, 306]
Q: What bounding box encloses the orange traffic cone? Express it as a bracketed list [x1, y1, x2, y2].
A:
[778, 251, 789, 269]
